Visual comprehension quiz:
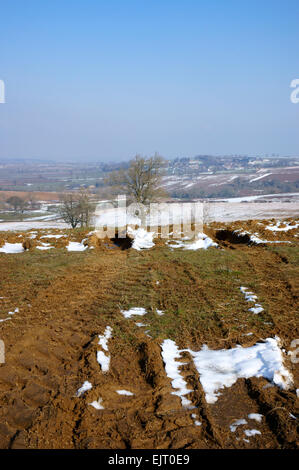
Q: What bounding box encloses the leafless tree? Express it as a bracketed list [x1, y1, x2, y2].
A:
[58, 194, 81, 229]
[107, 154, 167, 205]
[77, 189, 93, 227]
[59, 190, 93, 229]
[27, 193, 40, 210]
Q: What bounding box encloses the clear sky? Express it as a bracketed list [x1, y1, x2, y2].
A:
[0, 0, 298, 162]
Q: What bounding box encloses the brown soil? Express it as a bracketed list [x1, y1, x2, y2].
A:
[0, 221, 298, 449]
[0, 191, 60, 201]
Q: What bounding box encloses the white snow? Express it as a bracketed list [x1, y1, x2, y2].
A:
[98, 326, 112, 352]
[230, 419, 248, 432]
[236, 230, 291, 245]
[121, 307, 147, 319]
[265, 222, 299, 232]
[76, 381, 92, 397]
[249, 234, 290, 244]
[89, 398, 104, 410]
[128, 227, 155, 250]
[249, 173, 272, 183]
[66, 241, 88, 252]
[249, 306, 264, 314]
[8, 307, 19, 315]
[191, 413, 202, 426]
[97, 326, 112, 372]
[240, 287, 257, 302]
[168, 233, 217, 251]
[188, 337, 293, 404]
[244, 429, 261, 437]
[36, 245, 54, 250]
[161, 339, 193, 408]
[240, 287, 264, 314]
[40, 234, 65, 239]
[161, 336, 292, 406]
[136, 322, 146, 327]
[116, 390, 134, 396]
[0, 220, 67, 231]
[167, 240, 185, 249]
[94, 199, 201, 229]
[96, 351, 110, 372]
[156, 309, 165, 316]
[248, 413, 263, 423]
[0, 318, 11, 323]
[0, 243, 24, 254]
[184, 233, 218, 250]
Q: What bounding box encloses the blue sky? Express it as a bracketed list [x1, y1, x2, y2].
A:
[0, 0, 298, 161]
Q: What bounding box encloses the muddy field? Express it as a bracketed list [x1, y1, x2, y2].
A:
[0, 220, 298, 449]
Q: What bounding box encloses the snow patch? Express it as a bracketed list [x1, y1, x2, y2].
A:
[66, 241, 88, 252]
[161, 339, 193, 408]
[128, 227, 155, 250]
[236, 230, 291, 245]
[265, 221, 299, 232]
[248, 413, 263, 422]
[168, 233, 217, 251]
[97, 351, 110, 372]
[97, 326, 112, 373]
[89, 398, 104, 410]
[249, 306, 264, 314]
[121, 307, 147, 319]
[156, 309, 165, 316]
[116, 390, 134, 396]
[184, 233, 218, 250]
[244, 429, 261, 437]
[191, 414, 202, 426]
[98, 326, 112, 352]
[249, 173, 272, 183]
[230, 419, 247, 432]
[189, 337, 293, 404]
[240, 287, 264, 314]
[0, 243, 24, 254]
[8, 307, 19, 315]
[40, 234, 65, 239]
[76, 381, 92, 397]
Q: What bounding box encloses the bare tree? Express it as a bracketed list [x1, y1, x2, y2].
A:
[58, 194, 81, 229]
[107, 154, 167, 205]
[77, 189, 93, 228]
[59, 190, 93, 229]
[27, 193, 40, 210]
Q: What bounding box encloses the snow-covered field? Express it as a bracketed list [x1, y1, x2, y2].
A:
[0, 195, 298, 233]
[204, 202, 299, 222]
[0, 220, 67, 232]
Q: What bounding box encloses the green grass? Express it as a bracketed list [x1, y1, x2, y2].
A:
[0, 248, 97, 317]
[1, 238, 298, 349]
[0, 211, 48, 222]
